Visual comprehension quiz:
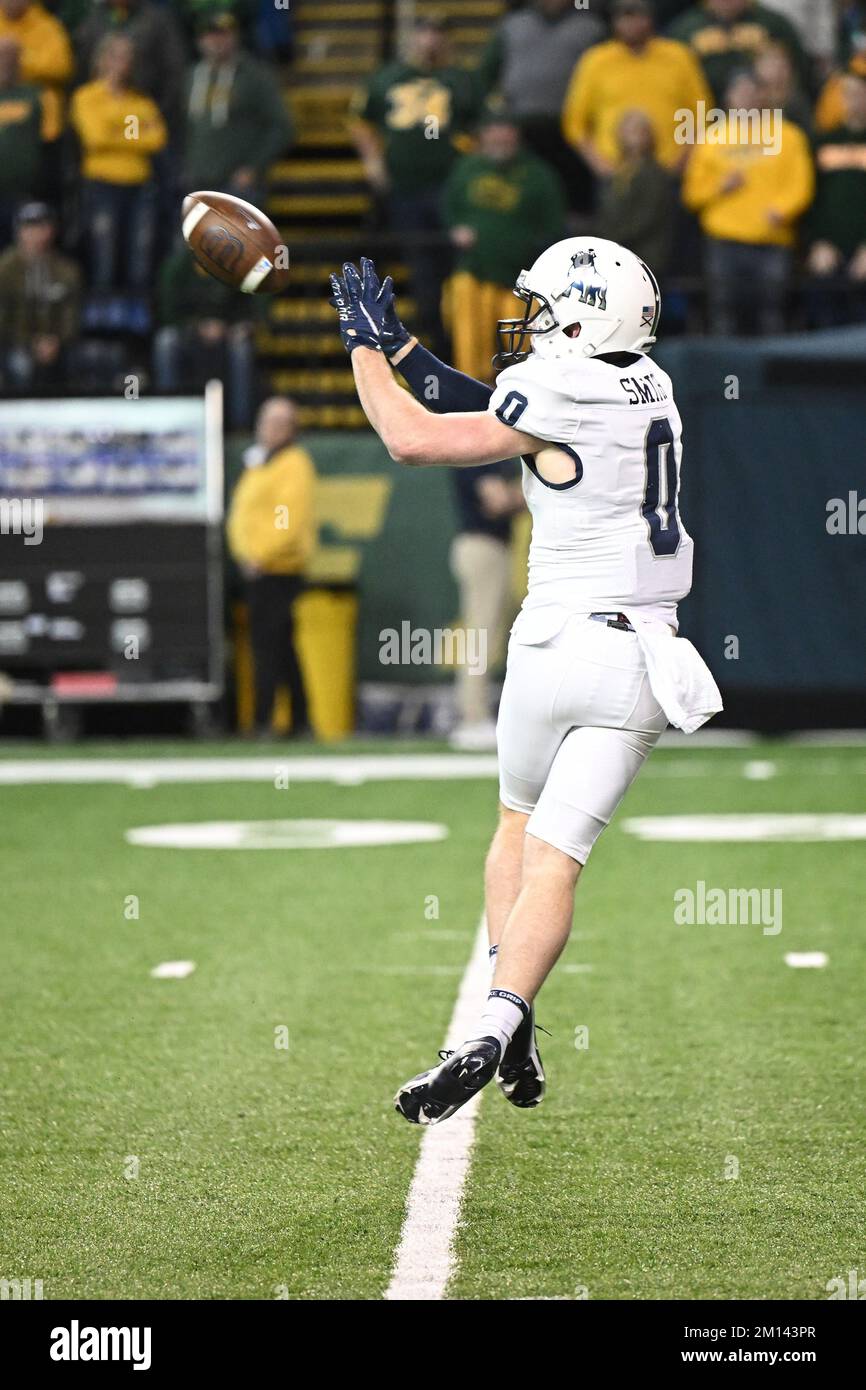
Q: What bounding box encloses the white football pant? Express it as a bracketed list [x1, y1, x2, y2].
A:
[497, 614, 668, 863]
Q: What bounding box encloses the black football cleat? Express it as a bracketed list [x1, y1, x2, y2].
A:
[394, 1037, 501, 1125]
[497, 1005, 546, 1108]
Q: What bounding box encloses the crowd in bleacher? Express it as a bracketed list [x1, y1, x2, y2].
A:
[0, 0, 292, 416]
[352, 0, 866, 378]
[1, 0, 865, 418]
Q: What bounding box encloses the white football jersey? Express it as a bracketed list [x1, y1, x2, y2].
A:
[488, 351, 694, 627]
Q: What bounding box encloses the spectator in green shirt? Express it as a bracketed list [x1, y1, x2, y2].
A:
[444, 113, 566, 383]
[182, 8, 294, 206]
[0, 36, 41, 247]
[154, 243, 264, 428]
[178, 0, 292, 60]
[668, 0, 813, 101]
[0, 201, 81, 390]
[350, 15, 478, 353]
[806, 74, 866, 326]
[595, 109, 676, 278]
[474, 0, 604, 213]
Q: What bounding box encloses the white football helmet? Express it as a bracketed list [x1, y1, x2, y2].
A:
[496, 236, 661, 364]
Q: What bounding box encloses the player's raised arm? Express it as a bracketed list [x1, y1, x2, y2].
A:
[357, 260, 495, 415]
[329, 261, 541, 468]
[354, 349, 538, 468]
[389, 335, 494, 415]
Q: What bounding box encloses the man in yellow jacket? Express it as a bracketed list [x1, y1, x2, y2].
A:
[0, 0, 72, 144]
[682, 70, 815, 333]
[562, 0, 710, 176]
[227, 397, 317, 737]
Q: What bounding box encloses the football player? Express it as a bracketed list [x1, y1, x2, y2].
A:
[329, 239, 722, 1125]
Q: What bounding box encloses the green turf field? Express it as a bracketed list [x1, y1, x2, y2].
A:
[1, 739, 864, 1300]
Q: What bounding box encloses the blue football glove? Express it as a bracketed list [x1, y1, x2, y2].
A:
[330, 257, 412, 358]
[358, 256, 412, 359]
[329, 263, 381, 355]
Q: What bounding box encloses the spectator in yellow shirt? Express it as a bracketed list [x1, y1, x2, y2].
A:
[0, 0, 72, 144]
[227, 397, 317, 738]
[70, 33, 166, 293]
[682, 70, 815, 333]
[816, 52, 866, 134]
[562, 0, 711, 177]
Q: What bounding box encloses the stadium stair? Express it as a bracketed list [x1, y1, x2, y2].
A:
[260, 0, 504, 428]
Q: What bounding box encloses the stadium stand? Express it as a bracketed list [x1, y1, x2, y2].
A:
[261, 0, 505, 426]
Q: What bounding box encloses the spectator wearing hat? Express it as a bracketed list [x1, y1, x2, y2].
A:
[806, 74, 866, 326]
[350, 16, 478, 353]
[563, 0, 711, 179]
[475, 0, 605, 214]
[444, 113, 566, 383]
[0, 35, 42, 247]
[0, 201, 81, 389]
[180, 0, 295, 62]
[183, 7, 294, 208]
[70, 32, 167, 292]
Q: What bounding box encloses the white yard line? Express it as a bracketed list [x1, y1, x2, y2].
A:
[384, 917, 490, 1302]
[784, 952, 828, 968]
[3, 735, 866, 788]
[149, 960, 196, 979]
[0, 754, 499, 786]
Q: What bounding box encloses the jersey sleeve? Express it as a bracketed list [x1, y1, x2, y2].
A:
[487, 359, 581, 445]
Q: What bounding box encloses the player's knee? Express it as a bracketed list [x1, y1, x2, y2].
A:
[523, 829, 583, 886]
[498, 803, 529, 836]
[486, 805, 528, 869]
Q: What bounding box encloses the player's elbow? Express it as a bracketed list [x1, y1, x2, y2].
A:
[387, 435, 430, 468]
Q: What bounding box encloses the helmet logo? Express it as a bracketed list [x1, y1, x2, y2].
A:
[554, 248, 607, 312]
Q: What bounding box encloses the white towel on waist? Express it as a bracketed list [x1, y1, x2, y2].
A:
[623, 610, 723, 735]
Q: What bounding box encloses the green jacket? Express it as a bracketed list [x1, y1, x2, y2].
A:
[183, 51, 294, 187]
[669, 2, 812, 100]
[444, 151, 566, 288]
[596, 159, 676, 278]
[354, 61, 478, 194]
[808, 126, 866, 258]
[0, 249, 82, 346]
[0, 82, 42, 196]
[159, 247, 266, 326]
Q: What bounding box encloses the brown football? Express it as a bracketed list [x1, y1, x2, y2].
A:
[181, 190, 290, 295]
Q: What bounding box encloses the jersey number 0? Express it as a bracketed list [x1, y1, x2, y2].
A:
[498, 395, 682, 557]
[643, 417, 681, 557]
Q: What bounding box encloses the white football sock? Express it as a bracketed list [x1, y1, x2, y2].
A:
[476, 988, 529, 1053]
